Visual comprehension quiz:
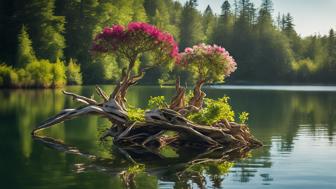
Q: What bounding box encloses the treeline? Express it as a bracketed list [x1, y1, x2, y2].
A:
[0, 0, 336, 87]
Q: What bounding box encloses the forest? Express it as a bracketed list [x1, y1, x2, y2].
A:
[1, 0, 336, 87]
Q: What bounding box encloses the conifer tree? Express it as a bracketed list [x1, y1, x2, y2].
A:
[17, 26, 36, 68]
[21, 0, 65, 61]
[203, 5, 216, 41]
[179, 0, 205, 49]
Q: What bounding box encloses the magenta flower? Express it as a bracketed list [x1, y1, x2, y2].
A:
[179, 44, 237, 79]
[91, 22, 179, 60]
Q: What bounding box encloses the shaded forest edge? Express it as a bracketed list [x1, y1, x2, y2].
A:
[1, 0, 336, 88]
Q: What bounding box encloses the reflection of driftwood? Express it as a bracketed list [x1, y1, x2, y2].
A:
[33, 135, 251, 189]
[32, 84, 261, 152]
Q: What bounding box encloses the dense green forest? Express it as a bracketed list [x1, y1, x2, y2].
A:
[0, 0, 336, 87]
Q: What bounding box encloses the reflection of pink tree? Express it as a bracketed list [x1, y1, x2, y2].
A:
[92, 22, 179, 110]
[172, 44, 237, 111]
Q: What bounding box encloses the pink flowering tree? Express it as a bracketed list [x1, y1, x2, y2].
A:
[177, 43, 237, 110]
[92, 22, 179, 109]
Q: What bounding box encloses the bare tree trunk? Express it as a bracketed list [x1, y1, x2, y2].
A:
[170, 77, 186, 111]
[189, 79, 206, 110]
[110, 56, 144, 111]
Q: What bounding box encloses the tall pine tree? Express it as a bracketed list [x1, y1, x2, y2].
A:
[179, 0, 205, 49]
[16, 26, 36, 68]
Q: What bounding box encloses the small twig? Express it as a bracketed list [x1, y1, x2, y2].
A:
[95, 85, 109, 102]
[116, 147, 136, 164]
[116, 122, 137, 142]
[63, 90, 98, 105]
[142, 131, 165, 146]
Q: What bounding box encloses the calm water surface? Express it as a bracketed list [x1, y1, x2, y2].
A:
[0, 85, 335, 189]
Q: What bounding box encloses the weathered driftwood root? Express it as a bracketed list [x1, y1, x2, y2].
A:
[32, 88, 262, 151]
[170, 77, 186, 111]
[189, 79, 206, 110]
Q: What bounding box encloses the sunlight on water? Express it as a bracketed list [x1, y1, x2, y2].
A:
[210, 85, 336, 92]
[0, 85, 335, 189]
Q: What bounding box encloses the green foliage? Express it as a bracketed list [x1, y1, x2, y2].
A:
[2, 0, 336, 84]
[1, 59, 69, 88]
[187, 96, 235, 125]
[238, 112, 249, 124]
[52, 59, 66, 88]
[206, 161, 234, 175]
[179, 0, 206, 49]
[203, 5, 216, 41]
[127, 164, 145, 174]
[128, 107, 145, 122]
[148, 96, 168, 109]
[0, 64, 19, 87]
[17, 26, 36, 68]
[185, 160, 234, 177]
[25, 59, 54, 87]
[66, 59, 82, 85]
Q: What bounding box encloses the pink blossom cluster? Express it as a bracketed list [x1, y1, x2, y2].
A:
[180, 43, 237, 76]
[92, 22, 178, 58]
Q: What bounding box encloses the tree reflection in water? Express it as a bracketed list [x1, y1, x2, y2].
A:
[33, 134, 253, 189]
[1, 86, 336, 188]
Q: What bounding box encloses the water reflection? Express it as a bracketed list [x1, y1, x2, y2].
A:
[0, 86, 335, 189]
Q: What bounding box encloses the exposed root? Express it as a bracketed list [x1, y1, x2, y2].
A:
[170, 77, 186, 111]
[189, 79, 206, 109]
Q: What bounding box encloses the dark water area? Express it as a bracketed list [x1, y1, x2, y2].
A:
[0, 85, 335, 189]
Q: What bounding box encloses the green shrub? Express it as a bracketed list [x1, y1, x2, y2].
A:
[0, 64, 19, 87]
[187, 96, 235, 125]
[52, 59, 66, 87]
[16, 68, 31, 87]
[66, 58, 82, 85]
[148, 96, 168, 109]
[25, 59, 53, 87]
[128, 107, 145, 122]
[238, 112, 249, 124]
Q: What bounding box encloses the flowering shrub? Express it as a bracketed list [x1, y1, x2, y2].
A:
[179, 43, 237, 82]
[92, 22, 179, 63]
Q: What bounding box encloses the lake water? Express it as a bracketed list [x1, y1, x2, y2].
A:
[0, 85, 335, 189]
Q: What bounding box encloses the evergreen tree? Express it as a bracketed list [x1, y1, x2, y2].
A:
[179, 0, 205, 49]
[203, 5, 216, 41]
[221, 0, 231, 18]
[283, 13, 295, 35]
[20, 0, 65, 61]
[17, 26, 36, 68]
[254, 0, 293, 81]
[212, 0, 234, 47]
[230, 0, 257, 80]
[327, 29, 336, 80]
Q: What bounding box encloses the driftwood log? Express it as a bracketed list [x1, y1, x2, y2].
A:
[32, 80, 262, 150]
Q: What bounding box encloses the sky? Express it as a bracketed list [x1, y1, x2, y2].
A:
[177, 0, 336, 37]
